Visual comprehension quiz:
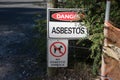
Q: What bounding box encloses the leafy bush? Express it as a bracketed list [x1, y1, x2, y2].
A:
[34, 17, 47, 64]
[61, 0, 120, 75]
[35, 0, 120, 76]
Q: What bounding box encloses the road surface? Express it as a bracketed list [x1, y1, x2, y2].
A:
[0, 0, 46, 80]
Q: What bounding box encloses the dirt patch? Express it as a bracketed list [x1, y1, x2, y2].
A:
[31, 63, 97, 80]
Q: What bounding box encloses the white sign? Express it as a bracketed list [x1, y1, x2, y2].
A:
[47, 8, 88, 39]
[49, 22, 87, 38]
[48, 39, 68, 67]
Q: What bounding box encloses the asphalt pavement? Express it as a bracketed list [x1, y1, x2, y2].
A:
[0, 0, 46, 80]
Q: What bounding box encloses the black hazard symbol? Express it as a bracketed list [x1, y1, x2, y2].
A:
[50, 42, 66, 57]
[54, 45, 63, 54]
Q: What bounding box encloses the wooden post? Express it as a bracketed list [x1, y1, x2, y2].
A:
[101, 0, 111, 80]
[47, 0, 58, 77]
[47, 0, 58, 8]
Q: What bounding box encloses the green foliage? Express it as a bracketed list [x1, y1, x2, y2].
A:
[62, 0, 105, 75]
[34, 0, 120, 76]
[110, 1, 120, 28]
[34, 17, 47, 63]
[62, 0, 120, 75]
[84, 2, 105, 75]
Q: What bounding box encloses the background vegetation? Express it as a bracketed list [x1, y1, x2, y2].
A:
[61, 0, 120, 75]
[34, 0, 120, 79]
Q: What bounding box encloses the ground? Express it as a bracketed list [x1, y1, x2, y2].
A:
[0, 0, 46, 80]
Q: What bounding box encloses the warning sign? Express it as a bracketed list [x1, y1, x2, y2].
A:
[47, 8, 88, 39]
[48, 39, 68, 67]
[50, 41, 66, 57]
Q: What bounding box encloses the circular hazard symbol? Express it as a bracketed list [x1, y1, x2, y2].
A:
[50, 41, 66, 57]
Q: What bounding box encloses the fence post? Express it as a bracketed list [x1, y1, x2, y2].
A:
[101, 0, 111, 80]
[47, 0, 58, 77]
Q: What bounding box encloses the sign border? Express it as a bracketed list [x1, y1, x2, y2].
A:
[47, 8, 88, 39]
[47, 39, 68, 67]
